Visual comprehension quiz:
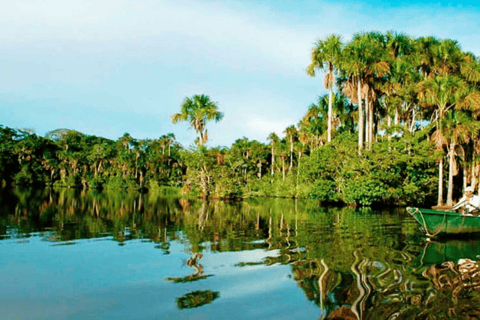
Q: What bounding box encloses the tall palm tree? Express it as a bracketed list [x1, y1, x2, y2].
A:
[267, 132, 279, 176]
[414, 36, 440, 78]
[441, 111, 479, 206]
[339, 34, 368, 152]
[357, 32, 390, 149]
[284, 125, 298, 170]
[307, 34, 343, 143]
[419, 75, 480, 206]
[419, 75, 464, 206]
[171, 94, 224, 146]
[300, 97, 328, 150]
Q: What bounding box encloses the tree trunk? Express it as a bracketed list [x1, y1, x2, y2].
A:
[447, 144, 455, 206]
[394, 107, 399, 125]
[463, 166, 468, 195]
[290, 137, 293, 170]
[201, 169, 208, 199]
[410, 108, 416, 132]
[357, 77, 364, 153]
[387, 116, 392, 142]
[438, 158, 444, 206]
[471, 160, 478, 193]
[328, 88, 333, 143]
[471, 163, 477, 191]
[369, 100, 374, 149]
[282, 157, 285, 181]
[271, 146, 275, 175]
[365, 92, 370, 148]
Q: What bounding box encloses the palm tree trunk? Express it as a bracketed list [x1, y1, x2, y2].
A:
[387, 116, 392, 142]
[410, 108, 416, 132]
[357, 77, 364, 153]
[438, 158, 444, 206]
[471, 158, 478, 192]
[447, 145, 455, 206]
[369, 101, 374, 148]
[290, 137, 293, 170]
[271, 146, 274, 175]
[328, 89, 333, 143]
[365, 92, 370, 148]
[394, 106, 399, 137]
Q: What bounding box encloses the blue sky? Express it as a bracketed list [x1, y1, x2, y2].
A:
[2, 0, 479, 147]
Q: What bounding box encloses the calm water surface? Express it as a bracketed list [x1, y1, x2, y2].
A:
[2, 188, 480, 319]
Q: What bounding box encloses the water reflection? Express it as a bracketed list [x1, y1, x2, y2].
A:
[166, 253, 213, 283]
[176, 290, 220, 309]
[2, 187, 480, 319]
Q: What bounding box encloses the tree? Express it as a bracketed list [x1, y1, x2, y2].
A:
[441, 111, 479, 205]
[284, 125, 298, 170]
[307, 34, 342, 143]
[267, 132, 279, 176]
[340, 35, 368, 152]
[419, 75, 468, 206]
[172, 94, 224, 146]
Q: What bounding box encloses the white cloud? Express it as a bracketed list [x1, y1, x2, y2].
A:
[2, 0, 480, 147]
[0, 0, 316, 76]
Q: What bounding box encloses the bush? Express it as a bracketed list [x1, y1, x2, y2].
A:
[104, 175, 139, 192]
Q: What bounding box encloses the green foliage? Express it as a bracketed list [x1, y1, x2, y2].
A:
[104, 175, 139, 192]
[148, 180, 181, 196]
[88, 177, 104, 190]
[300, 131, 437, 205]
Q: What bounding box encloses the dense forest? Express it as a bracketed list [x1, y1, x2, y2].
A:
[2, 31, 480, 206]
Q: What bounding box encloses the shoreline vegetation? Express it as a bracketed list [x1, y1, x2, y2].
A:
[2, 31, 480, 207]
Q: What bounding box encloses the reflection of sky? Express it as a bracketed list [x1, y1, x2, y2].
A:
[0, 236, 317, 319]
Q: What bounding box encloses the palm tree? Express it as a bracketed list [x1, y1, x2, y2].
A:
[357, 32, 390, 149]
[307, 34, 342, 143]
[267, 132, 279, 176]
[119, 133, 134, 153]
[419, 74, 480, 206]
[441, 111, 479, 205]
[277, 140, 288, 181]
[300, 98, 328, 150]
[419, 76, 463, 207]
[171, 94, 224, 146]
[339, 34, 368, 152]
[284, 125, 298, 170]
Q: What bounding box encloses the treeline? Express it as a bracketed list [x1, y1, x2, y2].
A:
[2, 31, 480, 206]
[0, 127, 184, 192]
[305, 31, 480, 207]
[0, 124, 437, 206]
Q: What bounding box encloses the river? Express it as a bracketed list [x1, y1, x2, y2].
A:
[1, 188, 480, 319]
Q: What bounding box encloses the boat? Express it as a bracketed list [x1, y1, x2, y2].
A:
[407, 207, 480, 237]
[415, 238, 480, 266]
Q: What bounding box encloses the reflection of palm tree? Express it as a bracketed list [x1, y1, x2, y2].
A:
[349, 251, 371, 320]
[326, 307, 358, 320]
[165, 252, 210, 283]
[187, 253, 204, 277]
[176, 290, 220, 310]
